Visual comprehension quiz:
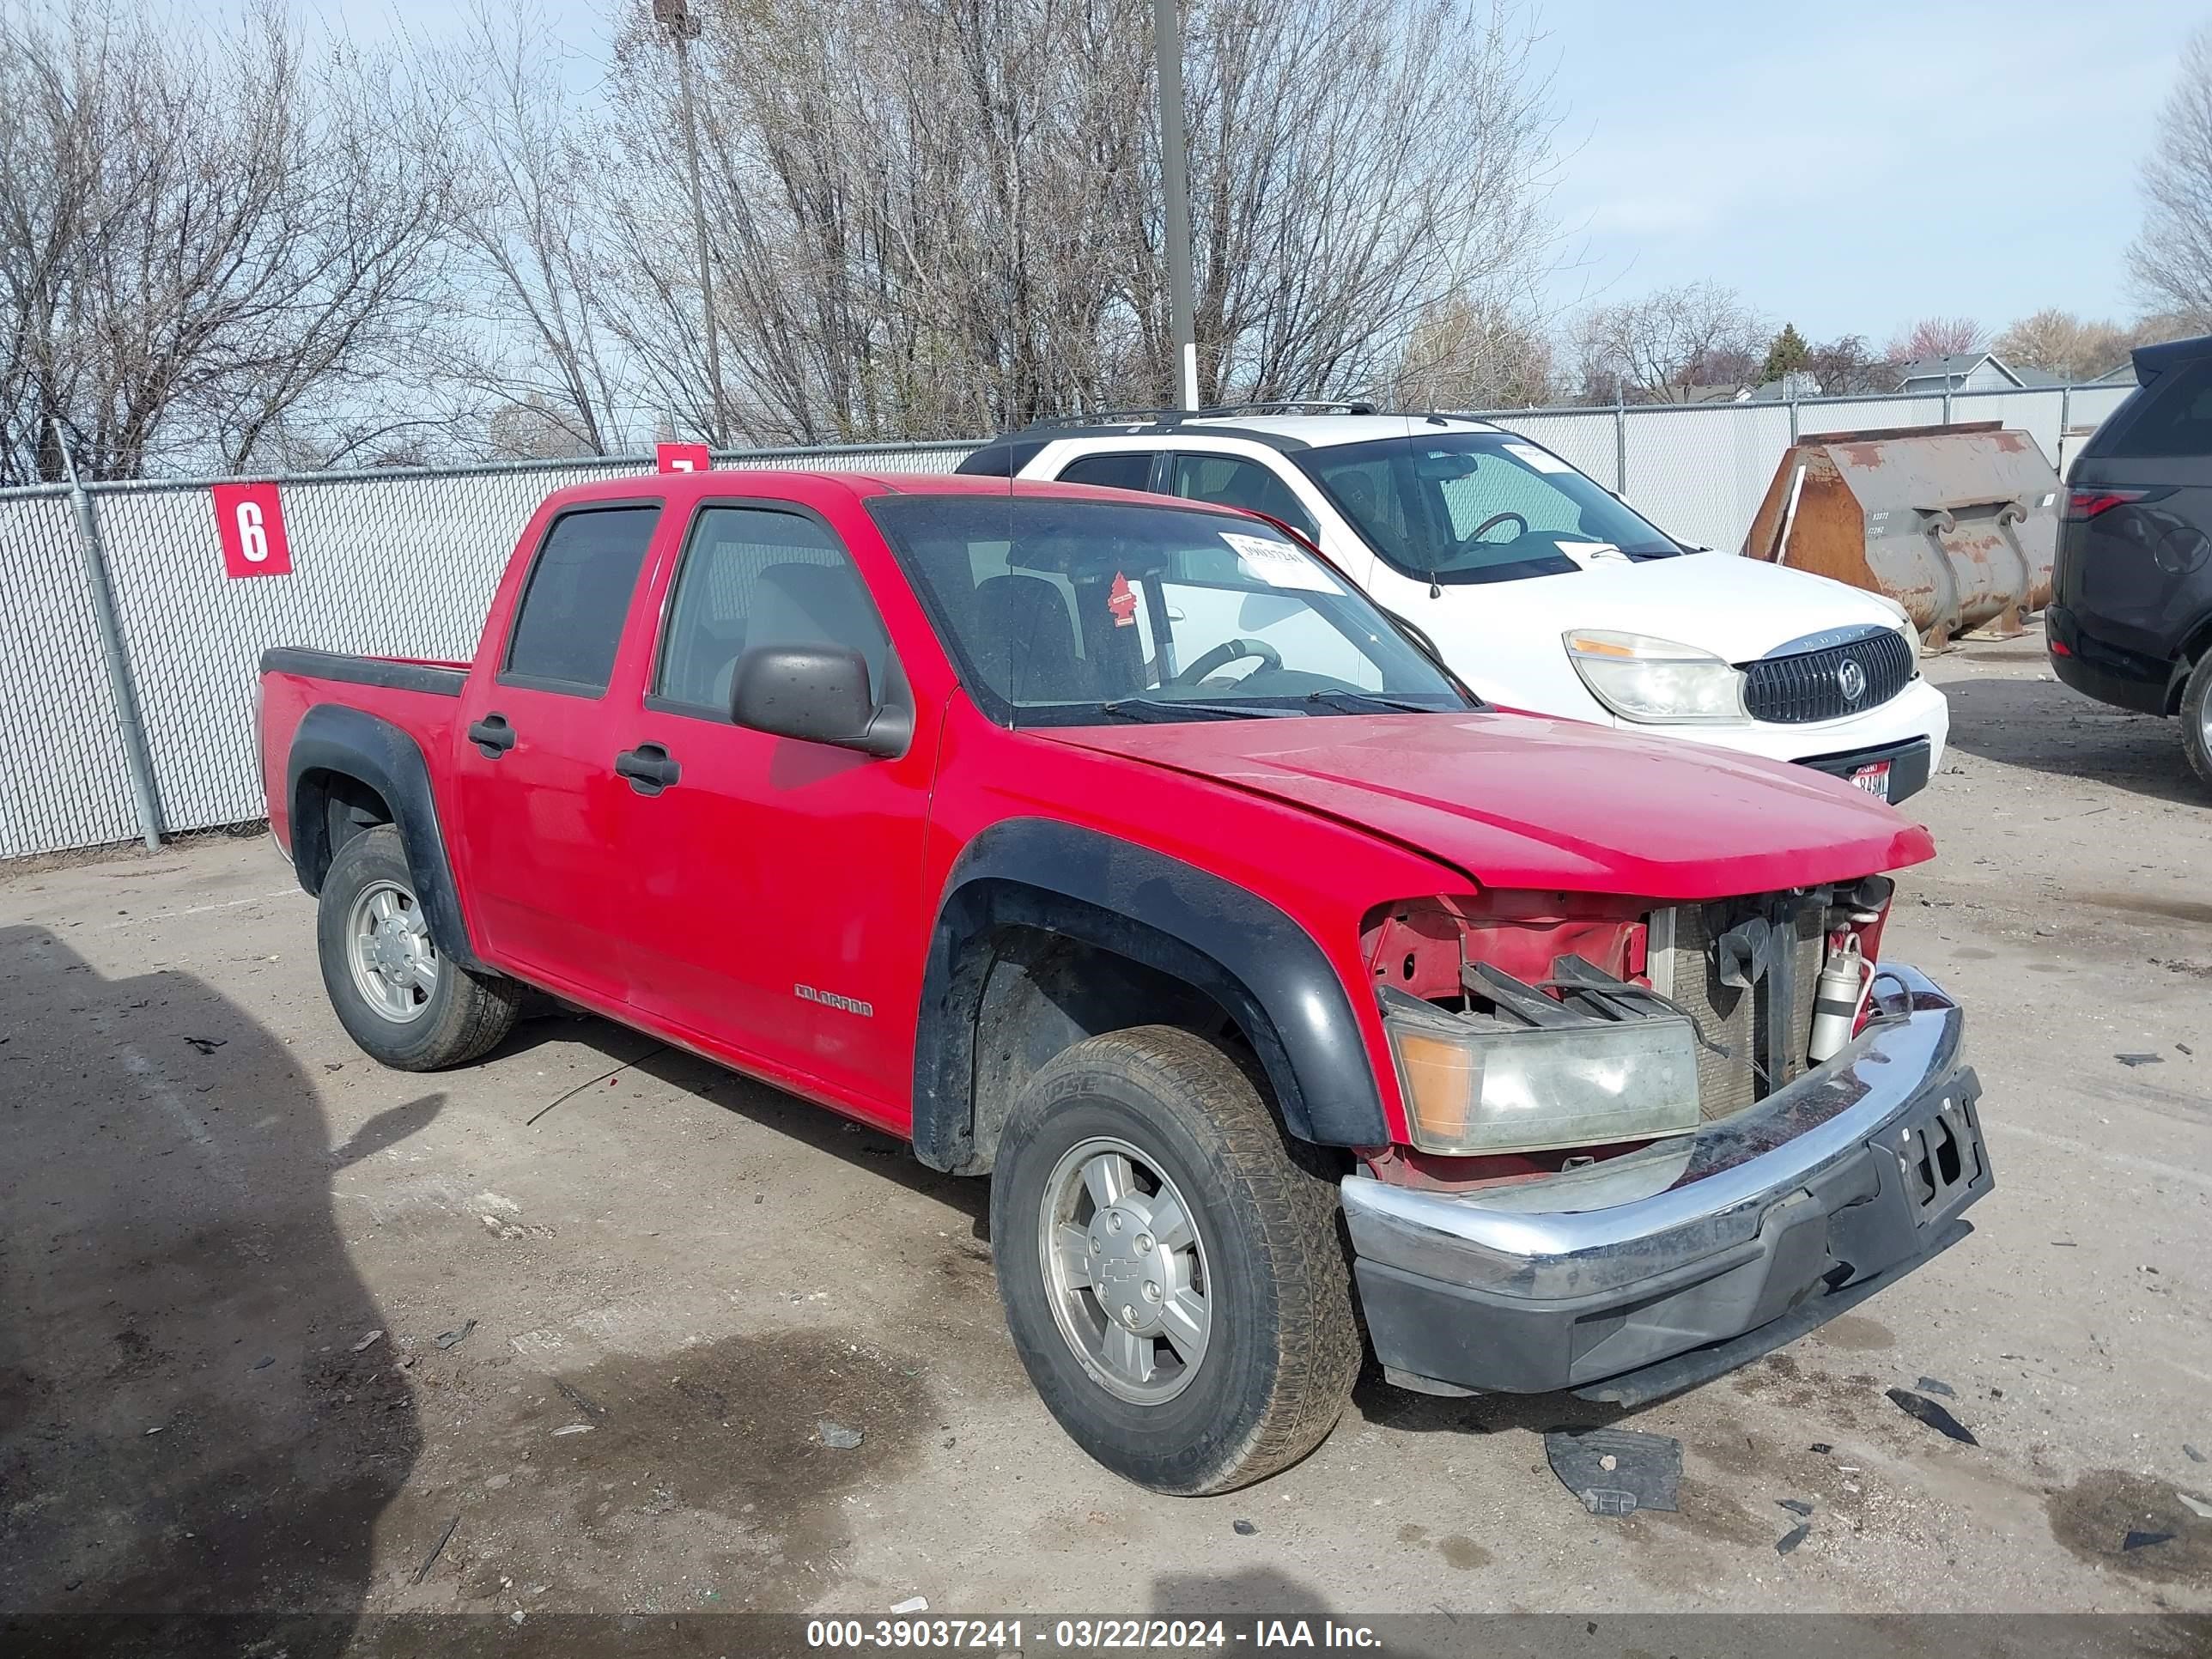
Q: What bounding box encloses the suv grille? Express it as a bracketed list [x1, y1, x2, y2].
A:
[1741, 629, 1912, 724]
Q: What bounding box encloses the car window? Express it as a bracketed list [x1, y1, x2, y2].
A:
[1168, 453, 1318, 538]
[868, 494, 1464, 725]
[1437, 462, 1586, 542]
[2101, 360, 2212, 459]
[1058, 452, 1156, 491]
[1297, 435, 1680, 586]
[503, 504, 661, 693]
[653, 505, 890, 715]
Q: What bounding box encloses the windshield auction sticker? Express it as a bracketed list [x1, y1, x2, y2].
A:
[1503, 441, 1574, 473]
[1221, 532, 1340, 592]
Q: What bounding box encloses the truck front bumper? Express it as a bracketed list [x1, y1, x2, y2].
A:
[1341, 962, 1990, 1405]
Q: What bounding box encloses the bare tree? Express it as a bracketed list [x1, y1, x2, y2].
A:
[1992, 308, 2135, 382]
[1802, 334, 1893, 396]
[1570, 282, 1765, 403]
[2130, 25, 2212, 331]
[1379, 293, 1557, 409]
[1883, 315, 1987, 367]
[0, 1, 464, 483]
[592, 0, 1560, 444]
[434, 2, 639, 457]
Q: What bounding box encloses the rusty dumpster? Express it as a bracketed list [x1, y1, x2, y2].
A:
[1741, 422, 2063, 643]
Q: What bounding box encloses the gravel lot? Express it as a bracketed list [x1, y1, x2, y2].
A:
[3, 635, 2209, 1638]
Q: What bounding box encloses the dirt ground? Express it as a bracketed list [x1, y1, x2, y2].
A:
[3, 635, 2209, 1642]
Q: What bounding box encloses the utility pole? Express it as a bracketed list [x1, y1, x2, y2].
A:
[1153, 0, 1199, 411]
[657, 0, 730, 448]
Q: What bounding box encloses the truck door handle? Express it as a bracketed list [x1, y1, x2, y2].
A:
[615, 744, 681, 795]
[468, 714, 516, 757]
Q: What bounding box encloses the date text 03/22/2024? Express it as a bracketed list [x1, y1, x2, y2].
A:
[804, 1618, 1385, 1650]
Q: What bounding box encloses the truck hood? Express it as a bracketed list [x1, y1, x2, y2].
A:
[1434, 548, 1906, 663]
[1040, 711, 1934, 900]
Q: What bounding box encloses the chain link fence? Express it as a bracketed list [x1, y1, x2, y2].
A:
[0, 385, 2135, 859]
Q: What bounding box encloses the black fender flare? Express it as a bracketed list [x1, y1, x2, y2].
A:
[285, 703, 484, 971]
[911, 818, 1389, 1170]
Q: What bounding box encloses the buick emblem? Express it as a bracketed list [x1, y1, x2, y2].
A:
[1837, 658, 1868, 702]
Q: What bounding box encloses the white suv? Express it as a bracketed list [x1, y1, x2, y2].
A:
[957, 406, 1949, 804]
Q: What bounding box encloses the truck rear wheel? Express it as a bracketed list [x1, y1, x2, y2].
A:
[317, 824, 521, 1071]
[2183, 650, 2212, 795]
[988, 1025, 1359, 1494]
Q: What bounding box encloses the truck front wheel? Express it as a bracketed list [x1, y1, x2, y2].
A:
[989, 1026, 1360, 1494]
[316, 824, 521, 1071]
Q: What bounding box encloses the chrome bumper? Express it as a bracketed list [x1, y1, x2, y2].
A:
[1342, 962, 1990, 1396]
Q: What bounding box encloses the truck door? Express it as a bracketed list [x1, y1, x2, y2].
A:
[449, 500, 665, 1002]
[612, 499, 936, 1121]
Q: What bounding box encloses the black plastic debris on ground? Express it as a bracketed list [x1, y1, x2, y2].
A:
[434, 1319, 477, 1351]
[1777, 1522, 1811, 1555]
[1232, 1519, 1258, 1536]
[1915, 1375, 1957, 1399]
[556, 1378, 605, 1420]
[2124, 1530, 2175, 1552]
[183, 1036, 227, 1055]
[1543, 1428, 1680, 1516]
[1886, 1387, 1978, 1445]
[1809, 1442, 1832, 1455]
[2116, 1053, 2164, 1067]
[1778, 1498, 1813, 1516]
[2186, 1443, 2207, 1464]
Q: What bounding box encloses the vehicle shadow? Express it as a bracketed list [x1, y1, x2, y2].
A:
[1938, 671, 2200, 807]
[1352, 1367, 1627, 1438]
[0, 923, 418, 1656]
[492, 1012, 993, 1239]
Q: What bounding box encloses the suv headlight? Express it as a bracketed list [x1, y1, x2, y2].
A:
[1564, 629, 1747, 723]
[1382, 998, 1702, 1155]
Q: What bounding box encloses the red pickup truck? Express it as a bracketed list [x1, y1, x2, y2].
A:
[259, 470, 1990, 1495]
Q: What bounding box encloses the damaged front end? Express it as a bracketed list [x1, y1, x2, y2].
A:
[1346, 886, 1990, 1401]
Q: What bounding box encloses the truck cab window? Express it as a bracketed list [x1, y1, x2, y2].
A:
[653, 505, 890, 715]
[503, 504, 661, 694]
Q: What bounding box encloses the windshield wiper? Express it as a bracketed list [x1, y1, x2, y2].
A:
[1097, 697, 1291, 722]
[1303, 689, 1452, 715]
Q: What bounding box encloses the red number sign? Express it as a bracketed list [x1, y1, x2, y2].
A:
[657, 442, 711, 474]
[212, 483, 292, 580]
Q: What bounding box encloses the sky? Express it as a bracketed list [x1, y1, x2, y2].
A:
[1533, 0, 2194, 343]
[365, 0, 2197, 346]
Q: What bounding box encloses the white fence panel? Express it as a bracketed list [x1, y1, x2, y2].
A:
[1481, 410, 1620, 489]
[0, 492, 143, 856]
[1624, 403, 1795, 552]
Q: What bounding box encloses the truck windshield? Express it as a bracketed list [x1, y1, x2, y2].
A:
[1294, 433, 1684, 586]
[868, 494, 1469, 726]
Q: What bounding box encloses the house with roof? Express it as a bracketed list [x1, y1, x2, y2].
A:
[1893, 351, 2028, 393]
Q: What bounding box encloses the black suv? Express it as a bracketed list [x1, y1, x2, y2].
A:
[2048, 333, 2212, 789]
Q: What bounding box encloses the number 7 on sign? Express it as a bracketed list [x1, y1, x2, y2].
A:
[212, 482, 293, 579]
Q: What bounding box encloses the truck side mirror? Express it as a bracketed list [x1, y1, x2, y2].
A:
[728, 643, 911, 758]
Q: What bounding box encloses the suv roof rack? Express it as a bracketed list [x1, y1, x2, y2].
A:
[1202, 400, 1377, 416]
[1019, 400, 1393, 433]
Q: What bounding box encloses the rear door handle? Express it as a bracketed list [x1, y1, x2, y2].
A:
[468, 714, 516, 757]
[615, 743, 681, 795]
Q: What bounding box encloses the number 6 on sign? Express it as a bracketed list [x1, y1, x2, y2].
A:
[212, 482, 293, 579]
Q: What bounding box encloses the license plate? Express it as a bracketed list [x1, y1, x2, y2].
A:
[1850, 761, 1893, 799]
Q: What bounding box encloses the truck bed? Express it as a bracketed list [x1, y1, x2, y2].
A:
[258, 647, 473, 865]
